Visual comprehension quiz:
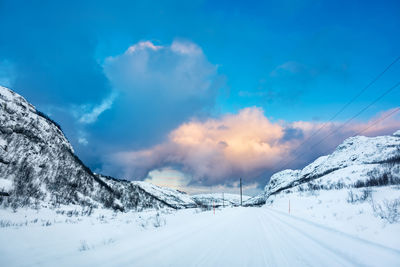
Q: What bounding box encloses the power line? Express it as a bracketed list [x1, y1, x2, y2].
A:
[309, 80, 400, 150]
[275, 55, 400, 172]
[281, 106, 400, 172]
[278, 80, 399, 172]
[329, 55, 400, 121]
[352, 107, 400, 137]
[278, 55, 400, 164]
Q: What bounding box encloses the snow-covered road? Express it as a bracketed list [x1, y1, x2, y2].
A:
[106, 207, 400, 267]
[1, 207, 400, 266]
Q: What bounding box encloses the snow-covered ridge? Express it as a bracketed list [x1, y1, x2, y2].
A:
[0, 86, 122, 209]
[0, 86, 196, 210]
[263, 131, 400, 200]
[132, 181, 197, 208]
[0, 86, 73, 152]
[243, 193, 267, 206]
[95, 174, 197, 209]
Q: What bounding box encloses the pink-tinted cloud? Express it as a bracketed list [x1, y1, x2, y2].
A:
[103, 107, 400, 186]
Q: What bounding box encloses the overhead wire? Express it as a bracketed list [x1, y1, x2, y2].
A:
[281, 56, 400, 159]
[275, 56, 400, 171]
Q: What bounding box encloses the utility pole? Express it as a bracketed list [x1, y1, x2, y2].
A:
[240, 178, 242, 206]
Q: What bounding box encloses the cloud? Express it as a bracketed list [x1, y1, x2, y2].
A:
[280, 127, 304, 143]
[270, 61, 312, 76]
[76, 130, 89, 146]
[345, 108, 400, 137]
[144, 167, 261, 195]
[104, 107, 287, 182]
[94, 39, 223, 147]
[79, 92, 117, 124]
[104, 40, 219, 100]
[144, 167, 191, 189]
[103, 106, 400, 188]
[170, 40, 203, 55]
[78, 137, 89, 146]
[125, 41, 162, 54]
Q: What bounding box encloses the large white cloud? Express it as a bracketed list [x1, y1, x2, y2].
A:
[85, 39, 225, 147]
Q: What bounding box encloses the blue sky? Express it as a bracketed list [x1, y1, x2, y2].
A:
[1, 0, 399, 195]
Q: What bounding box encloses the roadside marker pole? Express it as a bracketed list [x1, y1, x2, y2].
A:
[213, 200, 215, 215]
[240, 178, 243, 206]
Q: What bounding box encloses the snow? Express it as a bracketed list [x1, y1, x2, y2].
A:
[0, 204, 399, 266]
[264, 133, 400, 198]
[0, 136, 6, 149]
[266, 186, 400, 250]
[192, 193, 250, 206]
[132, 181, 197, 207]
[0, 85, 73, 152]
[315, 135, 400, 172]
[265, 169, 301, 196]
[302, 163, 380, 189]
[243, 193, 266, 206]
[0, 178, 12, 192]
[394, 130, 400, 137]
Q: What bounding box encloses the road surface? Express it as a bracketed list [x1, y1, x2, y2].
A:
[68, 207, 400, 266]
[1, 207, 400, 266]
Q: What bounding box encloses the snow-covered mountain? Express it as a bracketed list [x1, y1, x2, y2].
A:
[242, 193, 267, 207]
[192, 193, 250, 207]
[131, 181, 197, 209]
[257, 131, 400, 203]
[96, 174, 197, 209]
[0, 86, 121, 210]
[0, 86, 196, 210]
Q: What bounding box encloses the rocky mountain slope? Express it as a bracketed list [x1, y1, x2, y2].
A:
[0, 86, 196, 210]
[248, 130, 400, 205]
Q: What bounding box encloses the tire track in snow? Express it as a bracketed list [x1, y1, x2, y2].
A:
[42, 207, 400, 267]
[264, 208, 400, 266]
[257, 210, 353, 266]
